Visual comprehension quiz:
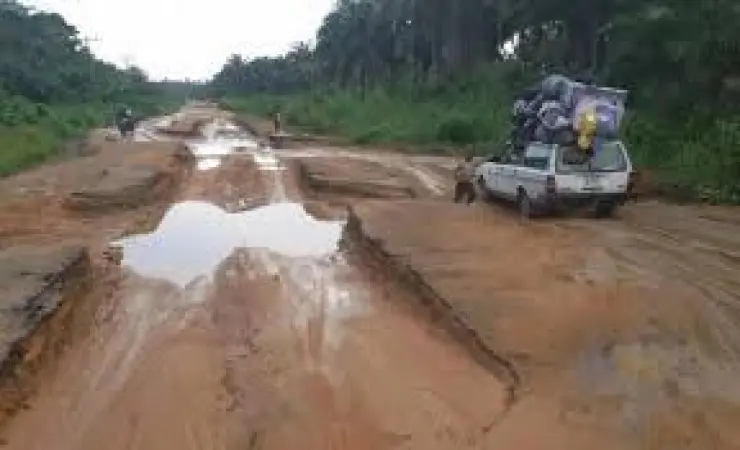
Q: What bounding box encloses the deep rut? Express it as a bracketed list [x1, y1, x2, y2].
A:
[0, 110, 510, 450]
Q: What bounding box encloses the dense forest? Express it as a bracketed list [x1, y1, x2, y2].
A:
[0, 0, 188, 175]
[211, 0, 740, 202]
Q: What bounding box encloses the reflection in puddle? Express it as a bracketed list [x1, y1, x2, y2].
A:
[197, 157, 221, 171]
[201, 119, 241, 139]
[184, 120, 288, 173]
[111, 201, 344, 287]
[189, 141, 231, 157]
[154, 117, 172, 129]
[253, 148, 285, 171]
[189, 120, 260, 158]
[189, 139, 256, 157]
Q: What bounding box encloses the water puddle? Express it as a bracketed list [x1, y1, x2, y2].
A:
[197, 157, 221, 171]
[187, 119, 263, 171]
[253, 147, 285, 171]
[189, 138, 259, 157]
[1, 111, 515, 450]
[201, 119, 239, 139]
[154, 117, 172, 129]
[111, 201, 345, 287]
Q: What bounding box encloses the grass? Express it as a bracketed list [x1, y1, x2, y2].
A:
[222, 67, 740, 204]
[0, 124, 62, 176]
[222, 72, 513, 155]
[0, 106, 104, 177]
[0, 95, 180, 177]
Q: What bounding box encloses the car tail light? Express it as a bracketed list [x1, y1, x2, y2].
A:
[546, 175, 557, 194]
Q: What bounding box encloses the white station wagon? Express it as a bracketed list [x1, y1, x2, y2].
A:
[475, 140, 635, 218]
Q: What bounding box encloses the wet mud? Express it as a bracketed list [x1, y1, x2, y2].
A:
[343, 208, 521, 399]
[3, 104, 740, 449]
[0, 245, 92, 427]
[0, 123, 198, 429]
[0, 106, 511, 450]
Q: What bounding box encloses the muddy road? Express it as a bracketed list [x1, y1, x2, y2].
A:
[0, 106, 508, 450]
[2, 103, 740, 449]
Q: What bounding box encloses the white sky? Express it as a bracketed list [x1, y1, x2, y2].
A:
[21, 0, 336, 81]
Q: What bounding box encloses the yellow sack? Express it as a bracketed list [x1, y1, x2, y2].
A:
[575, 108, 597, 151]
[577, 134, 592, 150]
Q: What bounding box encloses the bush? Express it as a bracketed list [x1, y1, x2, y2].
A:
[0, 124, 59, 176]
[436, 115, 477, 144]
[0, 94, 177, 177]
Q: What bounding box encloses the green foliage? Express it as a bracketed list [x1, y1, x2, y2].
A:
[222, 65, 514, 148]
[436, 116, 477, 144]
[225, 67, 740, 204]
[626, 115, 740, 204]
[0, 123, 61, 176]
[212, 0, 739, 203]
[0, 0, 193, 176]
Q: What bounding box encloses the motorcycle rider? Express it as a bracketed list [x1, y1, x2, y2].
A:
[116, 106, 135, 140]
[115, 106, 132, 123]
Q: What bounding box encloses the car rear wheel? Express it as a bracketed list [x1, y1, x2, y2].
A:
[594, 201, 617, 218]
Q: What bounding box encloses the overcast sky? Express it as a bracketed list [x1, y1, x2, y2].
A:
[21, 0, 336, 81]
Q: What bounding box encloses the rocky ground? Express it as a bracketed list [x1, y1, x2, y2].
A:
[0, 103, 738, 449]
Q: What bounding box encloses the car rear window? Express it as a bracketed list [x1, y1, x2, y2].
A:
[556, 141, 627, 172]
[523, 145, 551, 170]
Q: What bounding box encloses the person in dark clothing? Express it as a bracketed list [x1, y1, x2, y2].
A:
[116, 107, 135, 140]
[453, 155, 477, 204]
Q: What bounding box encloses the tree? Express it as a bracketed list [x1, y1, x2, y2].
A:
[208, 0, 739, 119]
[0, 0, 160, 105]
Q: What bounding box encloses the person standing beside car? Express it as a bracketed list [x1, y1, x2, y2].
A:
[453, 155, 477, 204]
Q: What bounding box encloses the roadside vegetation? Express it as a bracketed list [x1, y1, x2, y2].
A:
[0, 1, 194, 176]
[211, 0, 740, 204]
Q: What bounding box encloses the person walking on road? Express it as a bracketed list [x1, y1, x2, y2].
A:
[453, 155, 477, 204]
[273, 111, 282, 134]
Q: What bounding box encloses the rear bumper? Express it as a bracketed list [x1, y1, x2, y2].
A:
[536, 192, 627, 211]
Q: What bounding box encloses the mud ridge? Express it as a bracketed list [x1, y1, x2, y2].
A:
[0, 140, 196, 428]
[0, 247, 93, 427]
[342, 206, 521, 406]
[230, 115, 266, 140]
[230, 113, 350, 149]
[64, 145, 193, 214]
[297, 160, 416, 200]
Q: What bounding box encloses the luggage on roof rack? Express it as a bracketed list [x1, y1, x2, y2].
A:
[508, 74, 628, 154]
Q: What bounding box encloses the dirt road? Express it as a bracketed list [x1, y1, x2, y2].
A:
[1, 103, 739, 449]
[0, 106, 509, 450]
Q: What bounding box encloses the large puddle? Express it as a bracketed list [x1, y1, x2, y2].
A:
[111, 201, 345, 287]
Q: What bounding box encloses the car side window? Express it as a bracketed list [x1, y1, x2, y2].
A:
[522, 155, 549, 170]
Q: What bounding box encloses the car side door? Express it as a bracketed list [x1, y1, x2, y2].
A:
[480, 157, 504, 196]
[498, 153, 522, 199]
[515, 144, 552, 199]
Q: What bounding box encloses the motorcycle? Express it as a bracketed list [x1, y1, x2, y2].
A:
[117, 116, 137, 141]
